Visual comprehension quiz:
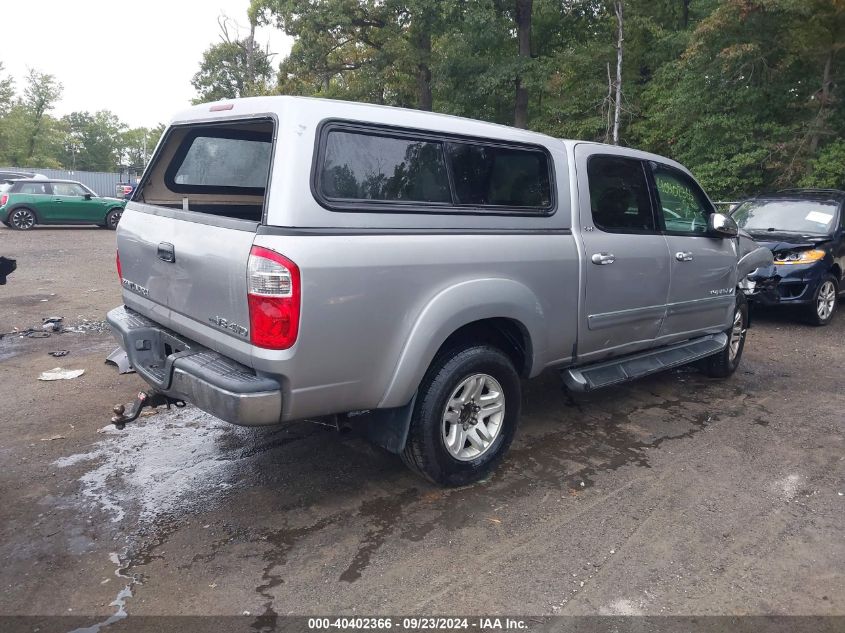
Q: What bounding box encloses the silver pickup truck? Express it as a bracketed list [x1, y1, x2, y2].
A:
[107, 96, 770, 486]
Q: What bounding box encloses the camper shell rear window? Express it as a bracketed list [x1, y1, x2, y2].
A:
[133, 118, 274, 222]
[164, 128, 273, 196]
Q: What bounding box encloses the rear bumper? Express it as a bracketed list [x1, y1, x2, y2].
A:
[107, 305, 282, 426]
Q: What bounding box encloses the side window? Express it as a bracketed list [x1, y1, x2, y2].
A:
[445, 143, 551, 208]
[652, 166, 712, 234]
[320, 130, 451, 203]
[587, 155, 655, 232]
[17, 182, 51, 195]
[53, 183, 86, 196]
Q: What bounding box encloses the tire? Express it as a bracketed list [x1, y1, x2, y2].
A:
[105, 208, 123, 230]
[806, 274, 838, 326]
[701, 293, 748, 379]
[401, 344, 521, 486]
[9, 207, 36, 231]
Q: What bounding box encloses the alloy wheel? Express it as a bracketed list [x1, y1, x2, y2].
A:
[11, 209, 34, 230]
[728, 307, 745, 362]
[817, 281, 836, 321]
[441, 373, 505, 461]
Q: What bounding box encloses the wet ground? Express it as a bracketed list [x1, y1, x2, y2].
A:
[0, 227, 843, 630]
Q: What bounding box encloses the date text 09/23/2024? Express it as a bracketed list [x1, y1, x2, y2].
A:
[307, 617, 528, 630]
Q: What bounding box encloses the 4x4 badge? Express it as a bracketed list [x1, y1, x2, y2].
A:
[208, 315, 248, 337]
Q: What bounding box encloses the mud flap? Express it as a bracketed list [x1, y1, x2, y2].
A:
[350, 394, 417, 454]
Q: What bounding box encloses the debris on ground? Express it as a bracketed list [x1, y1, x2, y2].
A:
[38, 367, 85, 381]
[25, 330, 50, 338]
[64, 319, 110, 334]
[40, 435, 65, 441]
[105, 348, 134, 374]
[42, 317, 64, 332]
[48, 350, 69, 357]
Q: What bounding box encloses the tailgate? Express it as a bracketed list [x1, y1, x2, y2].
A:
[117, 206, 257, 360]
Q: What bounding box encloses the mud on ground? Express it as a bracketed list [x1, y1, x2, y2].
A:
[0, 226, 843, 630]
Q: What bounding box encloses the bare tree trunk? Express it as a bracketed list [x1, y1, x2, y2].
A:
[612, 0, 624, 145]
[605, 62, 613, 143]
[514, 0, 533, 129]
[414, 27, 433, 111]
[809, 49, 834, 154]
[245, 20, 256, 96]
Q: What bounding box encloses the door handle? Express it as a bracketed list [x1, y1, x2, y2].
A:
[675, 251, 694, 262]
[157, 242, 175, 263]
[591, 253, 616, 265]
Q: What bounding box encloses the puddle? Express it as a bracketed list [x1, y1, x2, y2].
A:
[68, 552, 133, 633]
[53, 406, 252, 523]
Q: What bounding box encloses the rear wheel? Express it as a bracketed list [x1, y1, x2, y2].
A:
[701, 293, 748, 378]
[806, 275, 838, 326]
[9, 208, 35, 230]
[401, 344, 521, 486]
[105, 208, 122, 230]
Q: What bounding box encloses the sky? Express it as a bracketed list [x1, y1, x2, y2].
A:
[0, 0, 293, 129]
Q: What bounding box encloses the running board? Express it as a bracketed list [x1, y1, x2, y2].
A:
[561, 333, 728, 392]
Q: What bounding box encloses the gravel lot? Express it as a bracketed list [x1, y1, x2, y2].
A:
[0, 226, 843, 629]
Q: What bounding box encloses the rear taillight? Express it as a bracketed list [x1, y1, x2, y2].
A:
[247, 245, 300, 350]
[116, 250, 122, 282]
[0, 194, 7, 206]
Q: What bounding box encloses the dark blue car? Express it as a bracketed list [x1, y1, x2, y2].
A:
[731, 188, 845, 325]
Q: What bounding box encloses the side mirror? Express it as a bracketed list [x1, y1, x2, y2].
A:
[84, 193, 92, 200]
[708, 212, 738, 237]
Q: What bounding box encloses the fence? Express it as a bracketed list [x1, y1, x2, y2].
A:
[0, 166, 128, 197]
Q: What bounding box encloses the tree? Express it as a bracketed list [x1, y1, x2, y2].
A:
[21, 69, 62, 164]
[0, 62, 13, 116]
[119, 123, 165, 170]
[61, 111, 126, 172]
[513, 0, 533, 128]
[251, 0, 446, 110]
[611, 0, 623, 144]
[191, 15, 275, 102]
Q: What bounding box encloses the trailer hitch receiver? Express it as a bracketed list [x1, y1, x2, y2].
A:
[111, 390, 186, 429]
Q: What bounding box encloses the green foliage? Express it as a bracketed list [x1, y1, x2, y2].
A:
[234, 0, 845, 198]
[191, 17, 275, 102]
[0, 63, 165, 172]
[800, 140, 845, 189]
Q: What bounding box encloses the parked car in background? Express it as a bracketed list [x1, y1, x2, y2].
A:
[116, 181, 137, 199]
[107, 96, 768, 486]
[0, 169, 45, 181]
[0, 179, 127, 230]
[731, 188, 845, 325]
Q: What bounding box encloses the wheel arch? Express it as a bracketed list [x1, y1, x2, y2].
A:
[377, 278, 545, 409]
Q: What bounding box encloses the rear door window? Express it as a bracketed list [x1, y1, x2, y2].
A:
[17, 182, 52, 195]
[587, 155, 656, 233]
